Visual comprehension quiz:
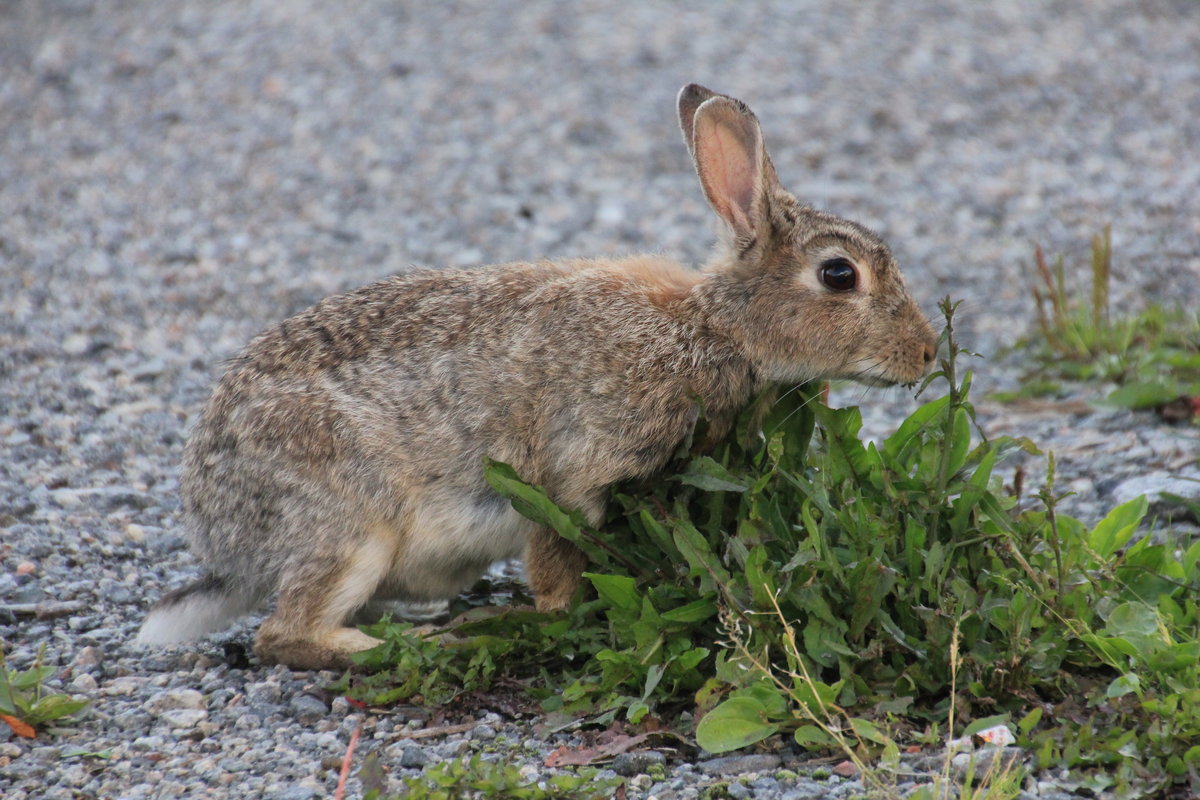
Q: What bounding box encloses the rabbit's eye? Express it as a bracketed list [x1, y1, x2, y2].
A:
[819, 258, 858, 292]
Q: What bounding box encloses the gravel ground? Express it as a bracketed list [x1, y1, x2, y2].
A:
[2, 1, 1199, 798]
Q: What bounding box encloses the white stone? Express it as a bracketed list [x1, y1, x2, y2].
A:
[160, 708, 208, 729]
[144, 688, 206, 715]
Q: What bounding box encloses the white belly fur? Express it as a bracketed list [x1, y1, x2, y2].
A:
[387, 490, 534, 600]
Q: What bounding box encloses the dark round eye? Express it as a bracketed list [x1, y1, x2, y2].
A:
[819, 258, 858, 292]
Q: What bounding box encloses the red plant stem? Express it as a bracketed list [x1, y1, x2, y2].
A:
[334, 723, 363, 800]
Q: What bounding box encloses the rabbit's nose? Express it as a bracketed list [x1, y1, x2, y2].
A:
[922, 341, 936, 367]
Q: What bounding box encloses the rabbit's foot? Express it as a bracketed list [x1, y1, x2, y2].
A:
[254, 625, 382, 671]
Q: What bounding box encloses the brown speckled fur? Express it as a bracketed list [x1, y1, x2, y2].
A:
[137, 85, 937, 670]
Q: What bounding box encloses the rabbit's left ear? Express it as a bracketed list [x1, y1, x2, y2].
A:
[682, 88, 780, 244]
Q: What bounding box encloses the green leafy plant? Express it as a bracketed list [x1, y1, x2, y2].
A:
[343, 299, 1200, 796]
[363, 754, 621, 800]
[0, 646, 90, 736]
[1002, 226, 1200, 414]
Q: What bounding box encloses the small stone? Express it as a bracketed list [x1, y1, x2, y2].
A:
[62, 333, 91, 356]
[781, 785, 832, 800]
[289, 693, 328, 721]
[16, 562, 35, 576]
[131, 735, 165, 751]
[104, 676, 147, 696]
[727, 781, 752, 799]
[275, 785, 321, 800]
[832, 760, 860, 778]
[234, 712, 262, 730]
[471, 723, 496, 741]
[1112, 470, 1200, 510]
[160, 708, 207, 728]
[144, 688, 206, 715]
[612, 750, 667, 777]
[435, 739, 470, 758]
[399, 746, 429, 768]
[628, 774, 654, 791]
[245, 681, 282, 706]
[69, 672, 98, 693]
[73, 645, 103, 670]
[697, 754, 782, 776]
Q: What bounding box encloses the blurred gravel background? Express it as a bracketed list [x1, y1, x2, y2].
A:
[2, 1, 1198, 797]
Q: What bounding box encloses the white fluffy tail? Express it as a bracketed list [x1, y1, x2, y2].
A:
[136, 574, 262, 645]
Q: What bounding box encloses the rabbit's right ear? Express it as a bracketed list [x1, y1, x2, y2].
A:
[682, 89, 780, 247]
[677, 83, 719, 159]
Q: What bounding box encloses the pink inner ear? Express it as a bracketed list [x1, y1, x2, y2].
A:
[697, 115, 758, 235]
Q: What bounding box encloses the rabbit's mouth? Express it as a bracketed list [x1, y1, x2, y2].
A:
[854, 374, 903, 388]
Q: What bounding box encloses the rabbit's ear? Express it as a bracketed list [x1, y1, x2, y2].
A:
[677, 83, 719, 159]
[688, 95, 780, 243]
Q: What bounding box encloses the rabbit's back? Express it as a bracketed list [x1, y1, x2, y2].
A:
[181, 257, 751, 587]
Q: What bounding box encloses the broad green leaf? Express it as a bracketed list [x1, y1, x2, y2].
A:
[849, 717, 891, 746]
[950, 446, 999, 535]
[695, 697, 780, 753]
[1087, 496, 1148, 558]
[789, 678, 843, 715]
[660, 598, 718, 624]
[673, 520, 731, 587]
[1079, 633, 1139, 664]
[1105, 380, 1182, 409]
[1017, 707, 1043, 736]
[794, 724, 837, 750]
[729, 681, 790, 718]
[673, 647, 710, 673]
[744, 546, 776, 610]
[945, 406, 972, 480]
[483, 459, 611, 564]
[848, 558, 895, 641]
[1105, 673, 1141, 699]
[678, 456, 749, 492]
[636, 509, 682, 561]
[1102, 601, 1162, 658]
[585, 573, 639, 613]
[1184, 538, 1200, 581]
[874, 695, 913, 715]
[9, 666, 53, 691]
[1146, 642, 1200, 672]
[884, 395, 950, 466]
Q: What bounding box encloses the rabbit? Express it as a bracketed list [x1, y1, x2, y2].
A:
[137, 84, 938, 670]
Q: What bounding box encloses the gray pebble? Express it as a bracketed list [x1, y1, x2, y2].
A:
[727, 781, 753, 799]
[471, 723, 497, 741]
[143, 688, 205, 715]
[697, 754, 782, 776]
[399, 745, 430, 768]
[612, 750, 667, 777]
[246, 681, 282, 706]
[288, 694, 328, 721]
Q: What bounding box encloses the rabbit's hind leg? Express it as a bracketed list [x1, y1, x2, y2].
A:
[526, 529, 589, 612]
[525, 493, 602, 613]
[253, 525, 396, 670]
